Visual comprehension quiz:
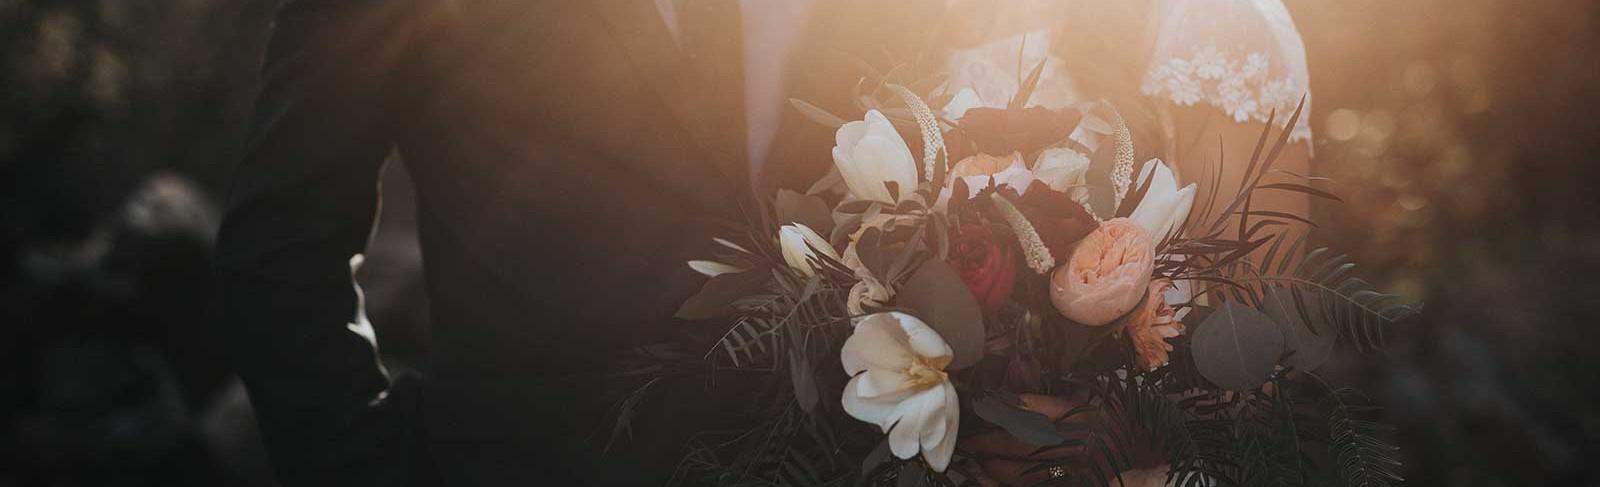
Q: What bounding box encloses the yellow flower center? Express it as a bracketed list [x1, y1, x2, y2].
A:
[905, 356, 950, 389]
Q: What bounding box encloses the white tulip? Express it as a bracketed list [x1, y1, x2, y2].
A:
[832, 110, 920, 204]
[1128, 159, 1197, 242]
[779, 223, 841, 277]
[1033, 147, 1093, 206]
[840, 312, 960, 472]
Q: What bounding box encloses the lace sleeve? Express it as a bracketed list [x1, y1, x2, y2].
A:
[1140, 0, 1313, 143]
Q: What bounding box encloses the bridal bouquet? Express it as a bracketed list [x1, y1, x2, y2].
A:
[629, 68, 1417, 487]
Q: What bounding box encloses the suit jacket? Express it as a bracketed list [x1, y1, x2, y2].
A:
[215, 1, 942, 485]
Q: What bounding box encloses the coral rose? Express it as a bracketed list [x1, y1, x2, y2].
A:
[1049, 218, 1155, 326]
[1121, 279, 1185, 371]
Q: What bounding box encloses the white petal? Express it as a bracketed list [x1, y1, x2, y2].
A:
[851, 135, 917, 203]
[862, 109, 901, 140]
[888, 312, 953, 362]
[712, 237, 750, 254]
[1130, 190, 1179, 240]
[799, 223, 842, 261]
[1034, 148, 1091, 193]
[842, 374, 909, 429]
[778, 226, 817, 276]
[886, 387, 944, 460]
[841, 313, 915, 375]
[993, 163, 1035, 194]
[835, 119, 869, 152]
[1136, 160, 1178, 203]
[923, 383, 960, 472]
[688, 260, 745, 277]
[943, 87, 983, 121]
[1164, 184, 1196, 239]
[855, 369, 912, 399]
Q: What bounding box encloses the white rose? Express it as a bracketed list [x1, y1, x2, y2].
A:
[1128, 159, 1197, 242]
[947, 152, 1035, 201]
[778, 223, 841, 277]
[1033, 147, 1093, 206]
[840, 312, 960, 472]
[832, 110, 920, 204]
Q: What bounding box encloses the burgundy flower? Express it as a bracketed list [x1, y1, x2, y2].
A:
[946, 106, 1082, 162]
[997, 182, 1099, 261]
[948, 223, 1019, 316]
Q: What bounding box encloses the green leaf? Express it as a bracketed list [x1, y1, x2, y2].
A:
[674, 267, 771, 320]
[790, 351, 819, 414]
[862, 438, 893, 477]
[972, 394, 1064, 447]
[776, 189, 833, 234]
[1191, 302, 1285, 391]
[896, 461, 927, 487]
[789, 98, 847, 128]
[896, 259, 986, 370]
[1261, 286, 1334, 371]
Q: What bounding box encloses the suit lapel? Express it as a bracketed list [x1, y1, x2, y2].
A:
[590, 0, 749, 196]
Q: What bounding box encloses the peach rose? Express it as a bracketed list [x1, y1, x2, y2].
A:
[1049, 218, 1154, 326]
[1122, 279, 1185, 371]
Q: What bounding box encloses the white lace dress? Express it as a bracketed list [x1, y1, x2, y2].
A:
[943, 0, 1313, 145]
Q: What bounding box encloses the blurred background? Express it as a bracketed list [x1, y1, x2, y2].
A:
[0, 0, 1595, 485]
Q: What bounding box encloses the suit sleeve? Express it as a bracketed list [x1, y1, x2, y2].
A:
[214, 0, 431, 484]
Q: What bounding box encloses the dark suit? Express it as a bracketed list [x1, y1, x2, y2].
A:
[215, 1, 941, 485]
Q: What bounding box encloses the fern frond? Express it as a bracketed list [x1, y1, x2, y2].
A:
[1235, 236, 1421, 352]
[1324, 387, 1404, 487]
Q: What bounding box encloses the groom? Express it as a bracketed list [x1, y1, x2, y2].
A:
[216, 0, 941, 485]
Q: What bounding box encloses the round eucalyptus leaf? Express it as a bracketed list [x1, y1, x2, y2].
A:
[1192, 302, 1285, 391]
[1260, 286, 1335, 372]
[897, 259, 986, 370]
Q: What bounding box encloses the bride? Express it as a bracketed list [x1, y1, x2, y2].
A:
[934, 1, 1315, 485]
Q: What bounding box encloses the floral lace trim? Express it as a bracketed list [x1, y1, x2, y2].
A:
[1141, 46, 1309, 138]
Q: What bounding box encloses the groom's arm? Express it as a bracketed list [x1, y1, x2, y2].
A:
[215, 0, 434, 484]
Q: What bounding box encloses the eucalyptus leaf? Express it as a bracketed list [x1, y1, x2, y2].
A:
[1191, 302, 1285, 391]
[862, 438, 893, 477]
[674, 267, 770, 320]
[972, 394, 1064, 447]
[776, 189, 833, 234]
[856, 227, 889, 279]
[1261, 286, 1334, 371]
[790, 351, 819, 413]
[896, 260, 986, 370]
[789, 98, 847, 128]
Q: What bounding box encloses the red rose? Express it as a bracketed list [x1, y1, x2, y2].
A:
[948, 223, 1019, 316]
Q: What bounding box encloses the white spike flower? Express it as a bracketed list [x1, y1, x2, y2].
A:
[841, 312, 960, 472]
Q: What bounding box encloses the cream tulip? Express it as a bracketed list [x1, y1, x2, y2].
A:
[1128, 159, 1197, 241]
[779, 223, 841, 277]
[832, 110, 920, 204]
[840, 312, 960, 472]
